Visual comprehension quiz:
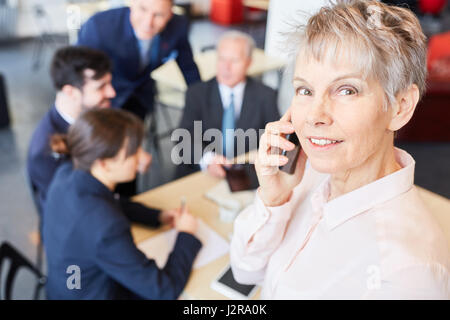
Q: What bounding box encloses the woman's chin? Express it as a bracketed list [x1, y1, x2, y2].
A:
[118, 175, 137, 184]
[308, 158, 342, 174]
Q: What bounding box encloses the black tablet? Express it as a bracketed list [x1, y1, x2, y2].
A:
[210, 265, 258, 299]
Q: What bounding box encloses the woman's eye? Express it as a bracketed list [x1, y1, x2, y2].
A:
[296, 88, 312, 96]
[337, 87, 357, 96]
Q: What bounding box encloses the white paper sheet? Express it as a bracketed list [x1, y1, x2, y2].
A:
[204, 180, 256, 210]
[137, 219, 229, 269]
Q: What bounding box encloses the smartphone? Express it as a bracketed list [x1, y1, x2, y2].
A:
[210, 265, 258, 300]
[279, 132, 301, 174]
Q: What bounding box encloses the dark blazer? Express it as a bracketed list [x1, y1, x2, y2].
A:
[27, 105, 70, 213]
[43, 163, 202, 300]
[77, 7, 200, 111]
[176, 77, 280, 177]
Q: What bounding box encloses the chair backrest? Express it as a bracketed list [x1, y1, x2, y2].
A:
[0, 73, 10, 128]
[0, 242, 46, 300]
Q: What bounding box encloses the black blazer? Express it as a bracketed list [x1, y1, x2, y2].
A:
[176, 77, 280, 177]
[43, 163, 202, 300]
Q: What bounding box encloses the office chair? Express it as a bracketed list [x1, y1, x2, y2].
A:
[0, 242, 47, 300]
[0, 72, 11, 128]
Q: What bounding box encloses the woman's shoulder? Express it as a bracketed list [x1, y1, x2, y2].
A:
[50, 166, 127, 227]
[373, 186, 449, 275]
[46, 162, 75, 205]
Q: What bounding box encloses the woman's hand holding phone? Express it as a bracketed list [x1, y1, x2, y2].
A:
[255, 108, 307, 207]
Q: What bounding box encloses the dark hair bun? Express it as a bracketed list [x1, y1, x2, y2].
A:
[50, 134, 70, 155]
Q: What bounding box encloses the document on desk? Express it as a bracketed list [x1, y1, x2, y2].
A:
[204, 180, 256, 210]
[137, 219, 229, 269]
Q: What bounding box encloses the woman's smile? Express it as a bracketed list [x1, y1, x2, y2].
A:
[306, 136, 344, 150]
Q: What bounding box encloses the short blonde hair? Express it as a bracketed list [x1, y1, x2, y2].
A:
[289, 0, 427, 110]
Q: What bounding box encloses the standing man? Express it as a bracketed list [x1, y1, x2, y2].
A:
[77, 0, 201, 119]
[176, 31, 280, 178]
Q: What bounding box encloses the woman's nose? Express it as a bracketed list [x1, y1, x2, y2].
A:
[108, 85, 116, 98]
[305, 98, 333, 127]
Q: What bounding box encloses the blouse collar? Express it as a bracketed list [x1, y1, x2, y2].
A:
[309, 148, 415, 231]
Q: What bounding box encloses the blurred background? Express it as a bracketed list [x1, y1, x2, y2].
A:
[0, 0, 449, 299]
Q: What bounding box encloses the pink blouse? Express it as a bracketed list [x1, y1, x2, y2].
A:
[230, 148, 449, 299]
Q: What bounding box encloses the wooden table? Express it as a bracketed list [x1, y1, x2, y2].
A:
[131, 165, 450, 299]
[131, 151, 258, 300]
[132, 171, 239, 300]
[243, 0, 270, 11]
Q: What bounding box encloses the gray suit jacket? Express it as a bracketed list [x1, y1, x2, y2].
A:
[176, 77, 280, 178]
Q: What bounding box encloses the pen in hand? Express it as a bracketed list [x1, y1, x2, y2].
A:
[175, 196, 198, 235]
[180, 196, 186, 214]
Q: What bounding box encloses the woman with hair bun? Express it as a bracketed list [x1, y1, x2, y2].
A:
[44, 108, 201, 300]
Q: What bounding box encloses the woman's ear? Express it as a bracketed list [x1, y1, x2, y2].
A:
[93, 158, 111, 173]
[388, 84, 420, 132]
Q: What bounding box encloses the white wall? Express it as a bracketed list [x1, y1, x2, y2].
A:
[15, 0, 68, 38]
[264, 0, 328, 114]
[190, 0, 210, 16]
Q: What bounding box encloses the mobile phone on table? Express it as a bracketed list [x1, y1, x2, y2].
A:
[279, 132, 301, 174]
[210, 265, 258, 300]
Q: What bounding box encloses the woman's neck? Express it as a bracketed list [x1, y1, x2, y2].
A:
[328, 144, 402, 201]
[90, 166, 116, 192]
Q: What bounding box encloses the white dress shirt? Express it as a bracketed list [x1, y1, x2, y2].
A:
[55, 105, 74, 125]
[230, 148, 450, 299]
[199, 81, 246, 170]
[218, 81, 246, 122]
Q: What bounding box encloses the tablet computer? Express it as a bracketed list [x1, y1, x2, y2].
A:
[210, 265, 258, 300]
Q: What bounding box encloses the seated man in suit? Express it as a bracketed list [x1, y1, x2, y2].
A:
[27, 46, 116, 215]
[77, 0, 201, 120]
[176, 31, 280, 178]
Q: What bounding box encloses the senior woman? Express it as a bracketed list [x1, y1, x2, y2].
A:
[230, 0, 449, 299]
